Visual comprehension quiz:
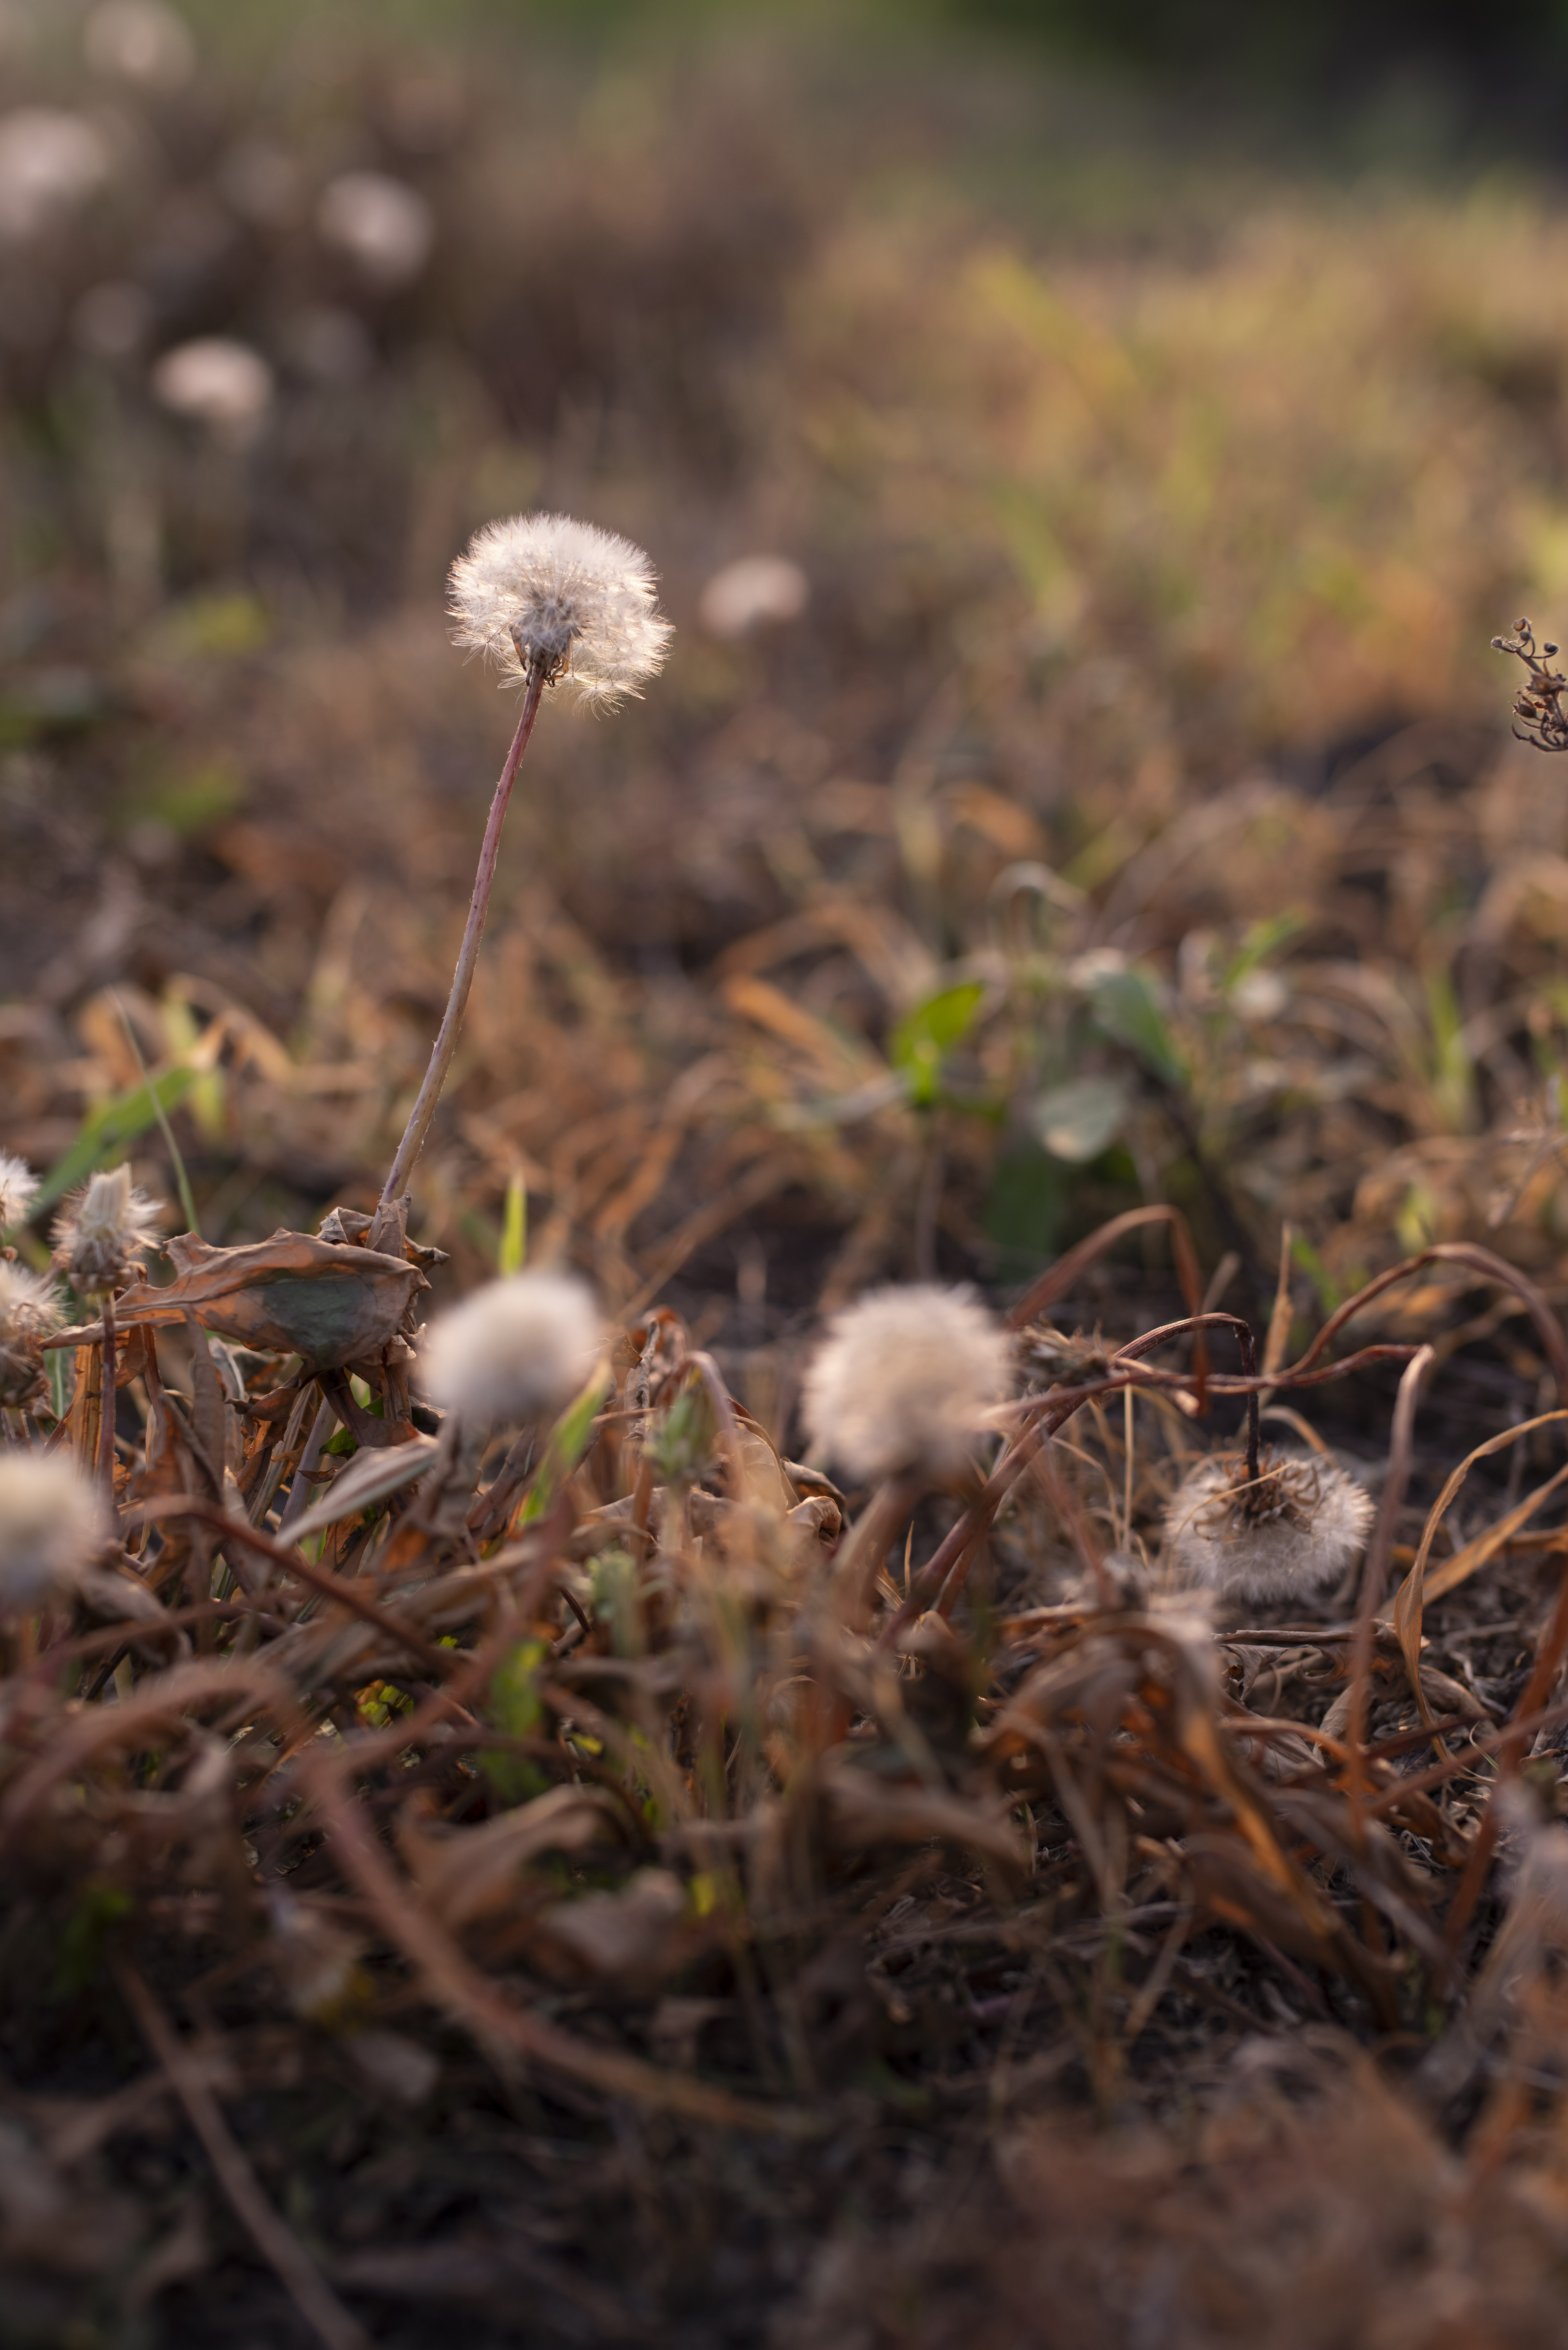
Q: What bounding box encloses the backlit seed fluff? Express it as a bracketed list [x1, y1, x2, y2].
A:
[801, 1284, 1013, 1486]
[420, 1272, 602, 1425]
[54, 1164, 164, 1298]
[0, 1453, 103, 1613]
[0, 1151, 38, 1232]
[448, 512, 673, 707]
[1163, 1450, 1375, 1605]
[0, 1264, 62, 1409]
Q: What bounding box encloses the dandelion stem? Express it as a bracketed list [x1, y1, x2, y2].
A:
[381, 671, 545, 1206]
[97, 1293, 116, 1495]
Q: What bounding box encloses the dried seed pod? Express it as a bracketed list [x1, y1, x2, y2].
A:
[0, 1452, 104, 1612]
[0, 1152, 39, 1233]
[1164, 1448, 1374, 1605]
[419, 1271, 602, 1425]
[0, 1263, 62, 1408]
[448, 512, 673, 705]
[53, 1165, 163, 1299]
[801, 1283, 1013, 1486]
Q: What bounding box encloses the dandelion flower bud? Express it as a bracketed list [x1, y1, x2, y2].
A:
[0, 1453, 104, 1613]
[1164, 1449, 1374, 1606]
[801, 1284, 1013, 1486]
[420, 1272, 602, 1425]
[0, 1151, 39, 1232]
[448, 512, 673, 706]
[0, 1263, 62, 1409]
[53, 1164, 164, 1298]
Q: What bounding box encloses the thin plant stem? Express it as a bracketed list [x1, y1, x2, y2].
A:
[114, 991, 200, 1237]
[97, 1292, 116, 1495]
[381, 673, 545, 1206]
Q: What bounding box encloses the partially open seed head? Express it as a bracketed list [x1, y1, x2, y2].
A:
[0, 1152, 38, 1234]
[53, 1164, 164, 1298]
[0, 1263, 62, 1409]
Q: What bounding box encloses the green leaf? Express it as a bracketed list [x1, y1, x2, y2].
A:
[498, 1169, 527, 1277]
[1220, 911, 1304, 994]
[34, 1066, 201, 1212]
[482, 1638, 550, 1805]
[889, 981, 987, 1108]
[518, 1370, 611, 1525]
[1087, 967, 1188, 1088]
[1030, 1074, 1131, 1163]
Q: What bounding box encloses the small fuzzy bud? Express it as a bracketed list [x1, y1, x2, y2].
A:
[53, 1165, 164, 1298]
[0, 1264, 62, 1409]
[0, 1453, 104, 1612]
[0, 1152, 39, 1232]
[420, 1272, 602, 1425]
[448, 512, 673, 706]
[801, 1284, 1013, 1486]
[1164, 1449, 1374, 1606]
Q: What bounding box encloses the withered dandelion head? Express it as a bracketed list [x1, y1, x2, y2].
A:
[0, 1453, 103, 1613]
[0, 1151, 38, 1232]
[54, 1164, 163, 1298]
[420, 1271, 602, 1425]
[448, 512, 673, 705]
[801, 1283, 1013, 1486]
[0, 1263, 61, 1410]
[1163, 1448, 1374, 1606]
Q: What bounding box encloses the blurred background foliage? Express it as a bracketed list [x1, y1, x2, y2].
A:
[8, 0, 1568, 1428]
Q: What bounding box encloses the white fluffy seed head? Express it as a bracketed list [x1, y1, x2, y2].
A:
[152, 337, 275, 444]
[0, 109, 111, 242]
[0, 1263, 62, 1409]
[316, 170, 433, 287]
[54, 1164, 164, 1297]
[0, 1453, 104, 1613]
[801, 1284, 1013, 1486]
[1163, 1449, 1375, 1606]
[420, 1272, 602, 1425]
[449, 512, 673, 707]
[0, 1152, 38, 1232]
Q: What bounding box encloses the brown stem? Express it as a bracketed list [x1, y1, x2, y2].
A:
[117, 1962, 370, 2350]
[1346, 1346, 1435, 1806]
[381, 671, 545, 1206]
[97, 1292, 117, 1495]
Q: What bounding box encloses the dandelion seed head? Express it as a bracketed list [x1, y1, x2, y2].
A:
[0, 1262, 61, 1409]
[0, 1151, 38, 1232]
[1163, 1449, 1374, 1605]
[449, 512, 673, 707]
[0, 1452, 103, 1613]
[420, 1271, 602, 1425]
[801, 1284, 1013, 1486]
[54, 1164, 164, 1298]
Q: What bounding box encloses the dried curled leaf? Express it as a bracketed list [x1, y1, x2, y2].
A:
[48, 1230, 426, 1371]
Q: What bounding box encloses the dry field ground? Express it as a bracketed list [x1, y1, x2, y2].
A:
[10, 6, 1568, 2345]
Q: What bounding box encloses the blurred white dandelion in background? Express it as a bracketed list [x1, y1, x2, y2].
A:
[83, 0, 195, 92]
[151, 337, 275, 445]
[698, 553, 809, 639]
[0, 109, 110, 241]
[317, 170, 433, 289]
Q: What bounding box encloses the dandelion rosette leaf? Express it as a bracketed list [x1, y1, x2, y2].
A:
[448, 511, 673, 706]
